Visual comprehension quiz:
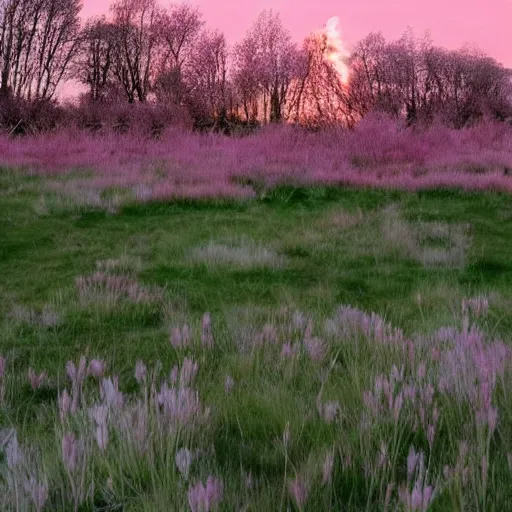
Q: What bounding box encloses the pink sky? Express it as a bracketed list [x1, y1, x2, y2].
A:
[81, 0, 511, 67]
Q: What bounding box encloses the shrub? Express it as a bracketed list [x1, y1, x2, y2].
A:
[0, 95, 66, 135]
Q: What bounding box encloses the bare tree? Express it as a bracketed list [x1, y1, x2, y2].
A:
[0, 0, 15, 97]
[348, 29, 512, 127]
[0, 0, 81, 100]
[156, 4, 203, 71]
[232, 31, 260, 122]
[348, 32, 391, 117]
[234, 10, 301, 123]
[186, 29, 229, 128]
[74, 17, 116, 102]
[110, 0, 160, 103]
[153, 4, 203, 105]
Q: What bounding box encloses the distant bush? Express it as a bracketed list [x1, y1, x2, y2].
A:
[70, 99, 193, 138]
[0, 95, 66, 135]
[0, 112, 510, 201]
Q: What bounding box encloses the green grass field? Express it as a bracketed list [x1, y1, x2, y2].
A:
[1, 169, 512, 511]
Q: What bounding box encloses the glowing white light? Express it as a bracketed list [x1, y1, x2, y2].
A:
[322, 16, 350, 83]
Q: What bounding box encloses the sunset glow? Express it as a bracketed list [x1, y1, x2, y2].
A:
[322, 16, 350, 83]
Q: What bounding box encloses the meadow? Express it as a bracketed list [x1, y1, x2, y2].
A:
[1, 119, 512, 511]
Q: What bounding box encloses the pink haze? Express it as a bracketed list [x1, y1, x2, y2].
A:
[81, 0, 511, 67]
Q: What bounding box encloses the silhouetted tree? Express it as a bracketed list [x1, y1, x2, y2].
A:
[154, 3, 203, 104]
[288, 29, 354, 127]
[233, 10, 301, 123]
[348, 29, 512, 127]
[110, 0, 160, 102]
[75, 17, 116, 102]
[0, 0, 81, 100]
[187, 29, 229, 129]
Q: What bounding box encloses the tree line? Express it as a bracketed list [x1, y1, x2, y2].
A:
[1, 0, 511, 134]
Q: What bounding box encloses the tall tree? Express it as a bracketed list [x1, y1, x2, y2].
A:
[289, 30, 354, 127]
[232, 31, 260, 122]
[187, 29, 229, 127]
[348, 29, 512, 127]
[234, 10, 300, 123]
[348, 32, 389, 117]
[110, 0, 160, 103]
[153, 3, 203, 104]
[74, 17, 115, 102]
[0, 0, 82, 100]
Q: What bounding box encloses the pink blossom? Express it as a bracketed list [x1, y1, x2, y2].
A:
[5, 432, 21, 469]
[66, 356, 87, 383]
[188, 476, 223, 511]
[170, 366, 179, 384]
[258, 324, 278, 345]
[61, 433, 82, 473]
[288, 475, 310, 510]
[281, 341, 300, 360]
[407, 446, 421, 481]
[157, 383, 205, 427]
[180, 358, 199, 387]
[462, 296, 489, 318]
[384, 483, 394, 510]
[201, 312, 214, 348]
[304, 336, 327, 362]
[416, 361, 426, 380]
[28, 368, 46, 390]
[1, 119, 511, 208]
[89, 404, 109, 451]
[59, 390, 72, 423]
[170, 327, 183, 349]
[23, 477, 48, 512]
[100, 376, 124, 409]
[88, 359, 106, 379]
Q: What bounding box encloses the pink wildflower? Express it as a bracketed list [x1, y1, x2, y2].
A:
[28, 368, 46, 390]
[170, 365, 179, 384]
[288, 475, 310, 510]
[188, 476, 223, 511]
[23, 477, 48, 512]
[62, 433, 81, 473]
[171, 327, 183, 349]
[89, 404, 109, 451]
[66, 356, 87, 382]
[304, 336, 327, 362]
[88, 359, 106, 379]
[281, 342, 300, 360]
[201, 312, 214, 348]
[180, 358, 199, 387]
[100, 376, 124, 409]
[59, 390, 72, 423]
